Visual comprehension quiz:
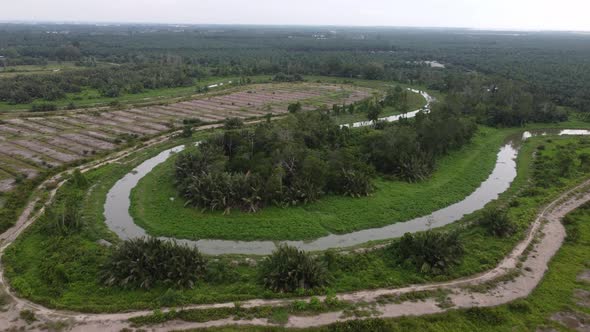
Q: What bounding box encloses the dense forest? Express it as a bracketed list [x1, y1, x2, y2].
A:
[1, 24, 589, 112]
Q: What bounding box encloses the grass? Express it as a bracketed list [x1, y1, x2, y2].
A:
[0, 61, 95, 79]
[0, 75, 249, 112]
[130, 126, 512, 241]
[4, 127, 590, 313]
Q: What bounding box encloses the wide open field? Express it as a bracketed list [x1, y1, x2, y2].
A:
[0, 82, 373, 192]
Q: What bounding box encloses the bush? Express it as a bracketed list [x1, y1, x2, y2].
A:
[224, 117, 244, 130]
[338, 168, 374, 197]
[389, 230, 464, 275]
[42, 192, 84, 236]
[70, 169, 89, 188]
[182, 118, 204, 126]
[100, 237, 207, 289]
[180, 125, 193, 138]
[479, 209, 516, 237]
[30, 103, 57, 112]
[288, 102, 302, 113]
[259, 245, 330, 292]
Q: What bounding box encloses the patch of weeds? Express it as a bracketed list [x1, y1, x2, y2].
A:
[435, 291, 455, 309]
[508, 299, 532, 314]
[19, 309, 37, 324]
[268, 308, 289, 325]
[130, 295, 353, 327]
[376, 289, 451, 305]
[463, 307, 507, 325]
[463, 269, 521, 293]
[0, 289, 10, 311]
[39, 319, 72, 332]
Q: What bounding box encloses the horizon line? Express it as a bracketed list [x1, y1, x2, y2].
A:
[1, 20, 589, 33]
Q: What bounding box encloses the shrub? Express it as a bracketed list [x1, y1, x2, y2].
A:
[43, 194, 84, 235]
[70, 169, 88, 188]
[30, 103, 57, 112]
[463, 307, 506, 325]
[224, 117, 244, 130]
[19, 309, 37, 324]
[288, 102, 302, 113]
[338, 168, 374, 197]
[389, 230, 464, 275]
[182, 118, 204, 126]
[100, 237, 207, 289]
[479, 209, 516, 237]
[259, 245, 329, 292]
[180, 125, 192, 138]
[562, 214, 581, 243]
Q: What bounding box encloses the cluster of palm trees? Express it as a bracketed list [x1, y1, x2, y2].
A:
[100, 237, 208, 289]
[174, 112, 374, 214]
[390, 230, 465, 276]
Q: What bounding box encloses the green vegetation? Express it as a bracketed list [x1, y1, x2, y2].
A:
[129, 294, 350, 327]
[252, 202, 590, 332]
[172, 106, 474, 217]
[174, 111, 379, 214]
[2, 24, 590, 330]
[389, 230, 464, 275]
[3, 130, 590, 312]
[132, 124, 496, 241]
[100, 237, 207, 289]
[131, 193, 590, 331]
[259, 245, 330, 292]
[0, 75, 245, 112]
[479, 209, 516, 237]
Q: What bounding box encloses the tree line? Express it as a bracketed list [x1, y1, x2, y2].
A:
[0, 63, 206, 104]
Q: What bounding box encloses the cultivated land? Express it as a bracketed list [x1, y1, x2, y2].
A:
[0, 82, 373, 192]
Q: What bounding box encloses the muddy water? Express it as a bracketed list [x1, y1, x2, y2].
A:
[341, 89, 433, 129]
[103, 126, 590, 255]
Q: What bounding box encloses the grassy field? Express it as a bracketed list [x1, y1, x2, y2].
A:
[0, 76, 247, 112]
[0, 62, 96, 79]
[4, 127, 590, 312]
[130, 126, 510, 241]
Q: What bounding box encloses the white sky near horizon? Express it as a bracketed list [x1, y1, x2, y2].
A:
[2, 0, 590, 31]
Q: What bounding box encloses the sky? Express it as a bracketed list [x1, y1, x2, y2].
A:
[2, 0, 590, 31]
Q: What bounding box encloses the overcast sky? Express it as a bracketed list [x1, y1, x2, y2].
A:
[2, 0, 589, 31]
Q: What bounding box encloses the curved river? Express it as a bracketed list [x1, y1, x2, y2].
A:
[103, 90, 590, 254]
